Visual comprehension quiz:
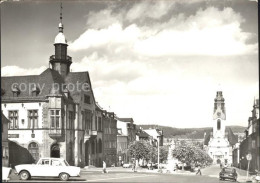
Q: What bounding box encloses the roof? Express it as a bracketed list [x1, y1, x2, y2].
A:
[1, 112, 10, 123]
[204, 127, 238, 146]
[138, 130, 150, 138]
[225, 127, 238, 145]
[204, 130, 212, 145]
[1, 69, 95, 104]
[117, 118, 134, 123]
[54, 32, 67, 44]
[1, 68, 65, 101]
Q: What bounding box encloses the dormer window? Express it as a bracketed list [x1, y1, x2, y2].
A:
[32, 85, 40, 96]
[84, 94, 91, 104]
[12, 85, 20, 97]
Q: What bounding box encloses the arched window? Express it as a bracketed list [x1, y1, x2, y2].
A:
[217, 119, 221, 130]
[28, 142, 39, 162]
[99, 139, 102, 153]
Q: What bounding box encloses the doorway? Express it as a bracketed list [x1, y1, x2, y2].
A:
[217, 159, 221, 164]
[85, 141, 89, 166]
[51, 144, 60, 158]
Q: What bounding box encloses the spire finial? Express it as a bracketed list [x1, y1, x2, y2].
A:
[58, 2, 63, 33]
[60, 2, 63, 24]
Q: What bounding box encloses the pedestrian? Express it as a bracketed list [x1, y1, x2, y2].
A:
[132, 160, 136, 172]
[220, 163, 222, 169]
[147, 162, 151, 170]
[196, 165, 202, 175]
[102, 161, 107, 173]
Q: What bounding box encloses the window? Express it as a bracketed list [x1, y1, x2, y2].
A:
[51, 159, 62, 166]
[69, 111, 74, 129]
[39, 159, 50, 165]
[98, 117, 102, 131]
[50, 109, 60, 128]
[85, 110, 92, 130]
[84, 95, 91, 104]
[8, 110, 18, 129]
[217, 119, 221, 130]
[28, 110, 38, 129]
[99, 139, 102, 153]
[28, 142, 39, 162]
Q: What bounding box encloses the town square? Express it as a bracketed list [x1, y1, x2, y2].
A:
[1, 0, 259, 182]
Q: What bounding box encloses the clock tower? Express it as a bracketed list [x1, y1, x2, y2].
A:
[213, 91, 226, 138]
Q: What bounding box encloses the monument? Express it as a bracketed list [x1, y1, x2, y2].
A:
[166, 140, 178, 173]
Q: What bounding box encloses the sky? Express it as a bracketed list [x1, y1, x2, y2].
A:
[1, 0, 259, 128]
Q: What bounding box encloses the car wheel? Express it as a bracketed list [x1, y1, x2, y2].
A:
[59, 173, 70, 181]
[19, 170, 30, 180]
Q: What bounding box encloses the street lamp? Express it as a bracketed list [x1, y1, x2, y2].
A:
[157, 136, 160, 170]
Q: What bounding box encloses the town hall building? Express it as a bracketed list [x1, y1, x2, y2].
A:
[204, 91, 237, 165]
[1, 6, 117, 167]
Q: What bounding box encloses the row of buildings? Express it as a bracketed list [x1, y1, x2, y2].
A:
[1, 12, 163, 168]
[232, 99, 259, 172]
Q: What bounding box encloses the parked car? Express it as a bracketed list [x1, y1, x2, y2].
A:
[123, 163, 132, 168]
[219, 168, 237, 181]
[2, 167, 12, 182]
[14, 157, 80, 181]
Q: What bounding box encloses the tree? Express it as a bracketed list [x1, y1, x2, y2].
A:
[171, 141, 212, 170]
[128, 141, 150, 162]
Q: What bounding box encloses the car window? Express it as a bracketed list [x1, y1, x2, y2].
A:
[51, 160, 62, 166]
[60, 160, 69, 166]
[39, 159, 50, 165]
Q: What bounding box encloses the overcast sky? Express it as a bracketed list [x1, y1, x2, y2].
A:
[1, 0, 259, 128]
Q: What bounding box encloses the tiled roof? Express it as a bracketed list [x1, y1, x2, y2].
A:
[1, 69, 95, 104]
[1, 68, 65, 100]
[65, 71, 95, 104]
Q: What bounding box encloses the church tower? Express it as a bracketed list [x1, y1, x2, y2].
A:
[49, 3, 72, 78]
[213, 91, 226, 139]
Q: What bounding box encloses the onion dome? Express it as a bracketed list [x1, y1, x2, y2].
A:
[54, 23, 67, 44]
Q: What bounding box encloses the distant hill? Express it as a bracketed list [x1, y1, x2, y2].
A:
[137, 125, 246, 139]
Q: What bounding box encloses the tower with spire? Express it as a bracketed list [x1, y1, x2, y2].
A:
[49, 3, 72, 78]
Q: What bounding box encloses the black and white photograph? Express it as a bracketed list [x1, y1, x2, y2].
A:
[1, 0, 259, 182]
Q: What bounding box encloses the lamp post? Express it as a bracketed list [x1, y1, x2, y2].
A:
[157, 136, 160, 170]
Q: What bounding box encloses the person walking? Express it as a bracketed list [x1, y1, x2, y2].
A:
[196, 165, 202, 175]
[132, 160, 136, 172]
[102, 161, 107, 173]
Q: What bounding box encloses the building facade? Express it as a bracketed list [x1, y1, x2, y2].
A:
[2, 113, 10, 167]
[238, 99, 259, 171]
[1, 9, 117, 168]
[204, 91, 237, 165]
[103, 111, 117, 167]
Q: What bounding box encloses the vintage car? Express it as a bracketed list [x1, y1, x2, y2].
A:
[219, 167, 237, 181]
[14, 157, 80, 181]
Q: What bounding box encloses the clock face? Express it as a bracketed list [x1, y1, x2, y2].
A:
[217, 112, 221, 117]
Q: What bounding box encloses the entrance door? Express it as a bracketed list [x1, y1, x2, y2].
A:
[217, 159, 221, 164]
[51, 144, 60, 158]
[85, 142, 89, 166]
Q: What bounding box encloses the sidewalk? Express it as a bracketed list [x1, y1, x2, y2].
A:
[81, 166, 194, 175]
[234, 167, 252, 182]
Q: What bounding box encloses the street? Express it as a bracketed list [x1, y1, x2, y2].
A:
[8, 165, 246, 182]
